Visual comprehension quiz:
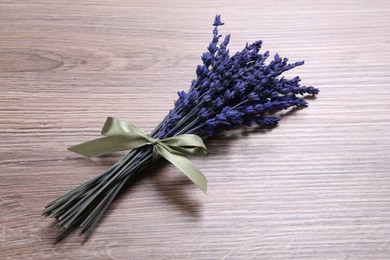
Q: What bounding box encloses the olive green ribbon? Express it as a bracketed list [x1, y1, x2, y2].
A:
[68, 117, 208, 193]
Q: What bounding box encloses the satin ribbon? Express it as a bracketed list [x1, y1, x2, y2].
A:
[68, 117, 208, 193]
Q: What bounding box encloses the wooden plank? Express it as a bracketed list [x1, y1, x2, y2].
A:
[1, 0, 389, 258]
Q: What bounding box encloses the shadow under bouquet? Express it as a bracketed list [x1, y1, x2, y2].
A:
[44, 15, 319, 241]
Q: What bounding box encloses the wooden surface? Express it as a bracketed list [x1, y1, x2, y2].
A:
[1, 0, 389, 259]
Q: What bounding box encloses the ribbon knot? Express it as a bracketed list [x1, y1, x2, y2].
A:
[150, 138, 160, 145]
[68, 117, 208, 193]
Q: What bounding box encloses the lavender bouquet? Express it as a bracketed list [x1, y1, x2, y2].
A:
[44, 15, 319, 241]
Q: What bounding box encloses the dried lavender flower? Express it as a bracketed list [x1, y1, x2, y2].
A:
[44, 15, 318, 241]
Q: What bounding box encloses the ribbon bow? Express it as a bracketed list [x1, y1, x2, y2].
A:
[68, 117, 208, 193]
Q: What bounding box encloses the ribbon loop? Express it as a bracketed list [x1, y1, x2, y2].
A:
[68, 117, 208, 193]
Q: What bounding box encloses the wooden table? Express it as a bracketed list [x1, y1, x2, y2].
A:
[1, 0, 389, 259]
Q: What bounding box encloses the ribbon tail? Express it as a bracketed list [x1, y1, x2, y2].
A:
[155, 145, 208, 194]
[68, 136, 142, 158]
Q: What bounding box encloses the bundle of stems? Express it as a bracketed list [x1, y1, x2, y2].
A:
[43, 15, 318, 241]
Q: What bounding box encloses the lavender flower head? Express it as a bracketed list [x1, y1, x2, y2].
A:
[156, 15, 319, 139]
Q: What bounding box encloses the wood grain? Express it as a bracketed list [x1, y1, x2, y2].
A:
[1, 0, 390, 259]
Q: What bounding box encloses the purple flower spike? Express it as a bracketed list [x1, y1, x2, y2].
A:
[213, 15, 225, 26]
